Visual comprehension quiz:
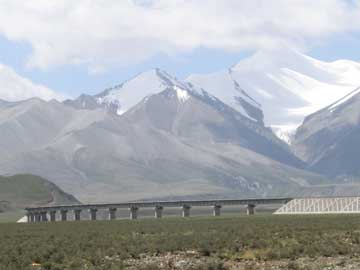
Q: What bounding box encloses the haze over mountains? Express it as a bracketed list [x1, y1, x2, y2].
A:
[0, 64, 64, 102]
[1, 49, 360, 203]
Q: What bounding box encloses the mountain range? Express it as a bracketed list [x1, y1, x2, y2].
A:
[1, 49, 360, 203]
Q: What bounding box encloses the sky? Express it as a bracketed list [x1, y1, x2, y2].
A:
[0, 0, 360, 101]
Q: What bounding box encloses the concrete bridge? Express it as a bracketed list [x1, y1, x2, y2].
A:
[25, 197, 292, 223]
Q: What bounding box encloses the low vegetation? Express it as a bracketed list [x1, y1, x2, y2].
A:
[1, 215, 360, 269]
[0, 174, 78, 222]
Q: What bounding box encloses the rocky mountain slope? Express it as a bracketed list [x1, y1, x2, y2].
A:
[293, 87, 360, 180]
[123, 85, 302, 168]
[0, 79, 327, 203]
[0, 98, 106, 160]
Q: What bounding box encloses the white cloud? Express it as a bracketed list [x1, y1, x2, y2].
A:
[0, 63, 66, 101]
[0, 0, 359, 72]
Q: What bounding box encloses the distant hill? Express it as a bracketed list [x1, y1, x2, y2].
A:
[0, 174, 79, 213]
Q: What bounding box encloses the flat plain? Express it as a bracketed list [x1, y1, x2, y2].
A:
[2, 215, 360, 270]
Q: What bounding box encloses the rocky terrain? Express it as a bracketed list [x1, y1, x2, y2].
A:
[293, 88, 360, 181]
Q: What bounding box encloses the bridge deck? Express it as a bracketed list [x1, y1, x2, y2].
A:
[26, 197, 293, 212]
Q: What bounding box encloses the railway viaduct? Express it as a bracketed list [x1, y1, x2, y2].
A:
[25, 198, 292, 223]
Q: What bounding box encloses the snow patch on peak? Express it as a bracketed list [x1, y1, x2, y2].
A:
[328, 87, 360, 112]
[271, 124, 298, 145]
[117, 109, 125, 115]
[231, 48, 310, 73]
[174, 86, 190, 102]
[186, 68, 264, 124]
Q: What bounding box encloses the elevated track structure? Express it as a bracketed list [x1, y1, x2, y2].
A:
[25, 197, 292, 223]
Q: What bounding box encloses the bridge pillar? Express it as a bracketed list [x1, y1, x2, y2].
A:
[49, 210, 56, 222]
[26, 213, 31, 223]
[40, 211, 48, 222]
[213, 205, 222, 216]
[182, 205, 191, 217]
[130, 206, 138, 220]
[89, 208, 98, 221]
[109, 208, 117, 220]
[60, 210, 68, 221]
[154, 206, 163, 218]
[247, 204, 256, 215]
[74, 209, 82, 221]
[29, 213, 35, 223]
[34, 212, 41, 222]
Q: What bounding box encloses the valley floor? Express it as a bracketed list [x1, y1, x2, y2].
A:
[1, 215, 360, 270]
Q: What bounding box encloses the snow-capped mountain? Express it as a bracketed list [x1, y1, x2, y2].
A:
[123, 83, 303, 168]
[0, 85, 326, 203]
[187, 48, 360, 142]
[66, 68, 264, 125]
[5, 49, 360, 202]
[66, 49, 360, 146]
[96, 69, 188, 115]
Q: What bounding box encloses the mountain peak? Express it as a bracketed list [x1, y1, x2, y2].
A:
[93, 68, 193, 115]
[188, 49, 360, 143]
[231, 48, 316, 74]
[327, 86, 360, 113]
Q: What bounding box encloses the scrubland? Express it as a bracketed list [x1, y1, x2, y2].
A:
[1, 215, 360, 270]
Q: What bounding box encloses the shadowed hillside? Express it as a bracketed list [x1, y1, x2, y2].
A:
[0, 174, 79, 215]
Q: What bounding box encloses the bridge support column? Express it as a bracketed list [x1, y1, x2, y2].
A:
[89, 208, 98, 221]
[36, 212, 42, 222]
[130, 206, 138, 220]
[213, 205, 222, 216]
[109, 208, 117, 220]
[182, 205, 191, 218]
[34, 212, 41, 222]
[49, 211, 56, 222]
[30, 213, 35, 223]
[60, 210, 68, 221]
[74, 209, 82, 221]
[154, 206, 163, 218]
[26, 213, 31, 223]
[40, 211, 48, 222]
[247, 204, 256, 215]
